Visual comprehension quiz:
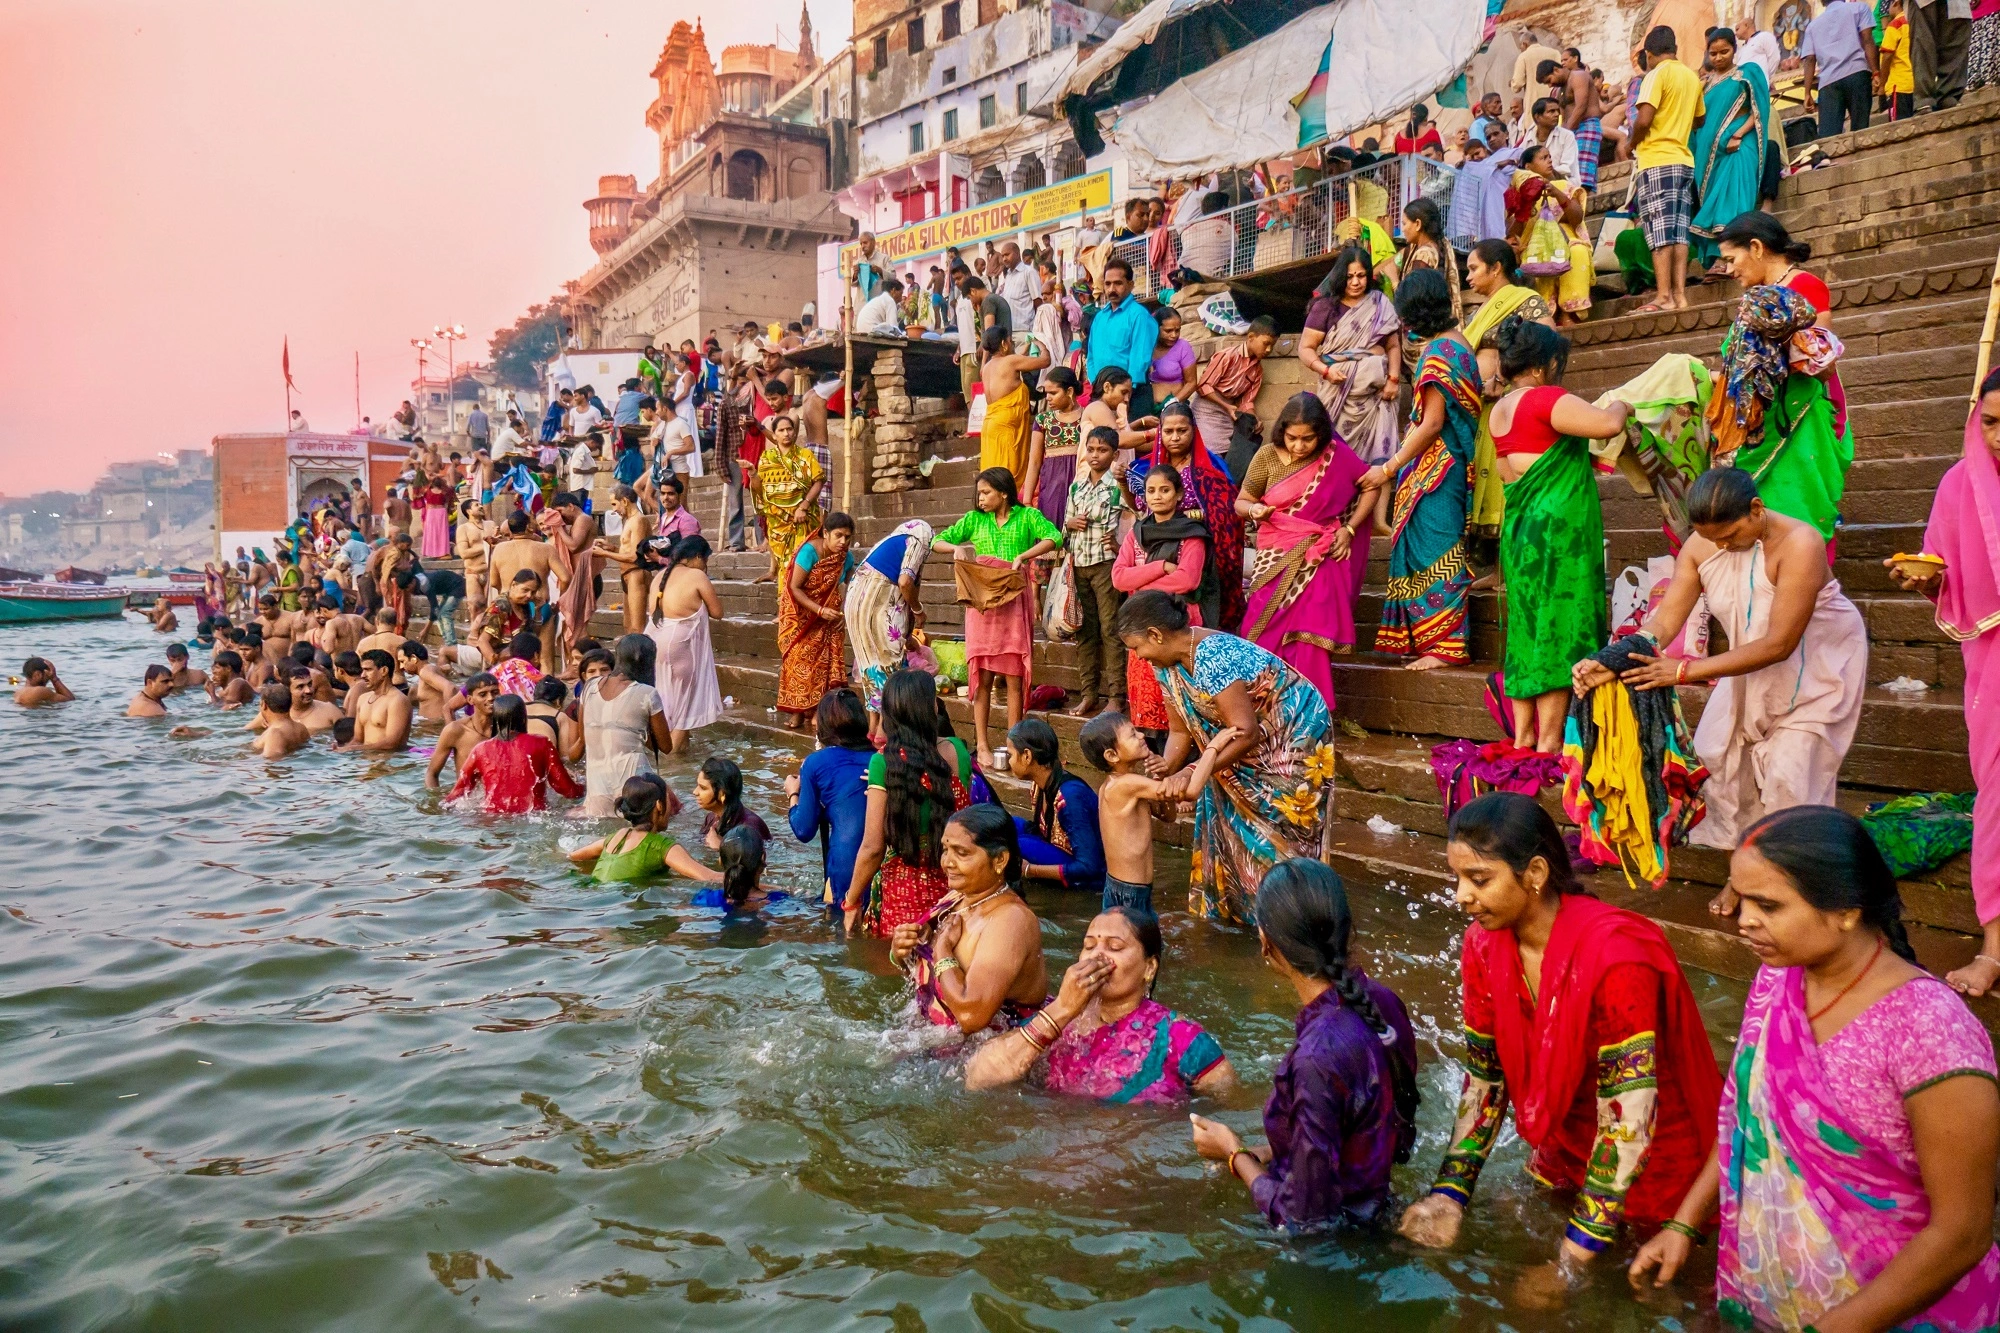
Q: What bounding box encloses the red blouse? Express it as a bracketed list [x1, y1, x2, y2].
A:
[1491, 385, 1568, 458]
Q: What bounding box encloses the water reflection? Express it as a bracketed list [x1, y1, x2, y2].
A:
[0, 616, 1733, 1330]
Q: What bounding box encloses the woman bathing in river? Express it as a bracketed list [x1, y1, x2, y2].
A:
[568, 775, 721, 886]
[890, 804, 1048, 1035]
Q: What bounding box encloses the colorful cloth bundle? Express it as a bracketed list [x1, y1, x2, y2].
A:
[1431, 739, 1569, 819]
[1562, 635, 1708, 886]
[1713, 284, 1821, 452]
[1860, 792, 1977, 878]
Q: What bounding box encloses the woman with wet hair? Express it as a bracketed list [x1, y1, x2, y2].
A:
[1631, 805, 2000, 1333]
[446, 693, 586, 814]
[568, 774, 722, 884]
[1003, 716, 1105, 899]
[844, 669, 973, 933]
[1189, 859, 1416, 1229]
[890, 804, 1049, 1034]
[786, 687, 876, 910]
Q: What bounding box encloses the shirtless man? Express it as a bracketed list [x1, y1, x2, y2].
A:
[147, 599, 180, 634]
[332, 651, 365, 713]
[165, 642, 208, 692]
[398, 640, 460, 722]
[382, 485, 413, 541]
[14, 657, 74, 706]
[366, 533, 418, 633]
[350, 649, 413, 751]
[285, 667, 346, 733]
[426, 672, 499, 789]
[206, 650, 256, 708]
[310, 602, 369, 657]
[356, 606, 409, 682]
[592, 484, 652, 635]
[487, 509, 555, 594]
[249, 684, 310, 758]
[476, 569, 557, 667]
[128, 664, 175, 717]
[255, 594, 308, 666]
[1544, 58, 1607, 182]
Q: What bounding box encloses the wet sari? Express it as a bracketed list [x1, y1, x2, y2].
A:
[775, 540, 850, 718]
[757, 443, 824, 573]
[1304, 289, 1403, 465]
[537, 509, 596, 654]
[1158, 632, 1335, 924]
[1042, 999, 1227, 1104]
[1720, 967, 2000, 1331]
[1242, 440, 1372, 708]
[906, 889, 1043, 1030]
[1691, 63, 1772, 267]
[1498, 413, 1607, 699]
[1376, 334, 1478, 664]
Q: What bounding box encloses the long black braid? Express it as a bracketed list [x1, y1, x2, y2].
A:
[1257, 860, 1421, 1162]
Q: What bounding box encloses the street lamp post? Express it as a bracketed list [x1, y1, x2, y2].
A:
[410, 337, 432, 439]
[434, 324, 465, 443]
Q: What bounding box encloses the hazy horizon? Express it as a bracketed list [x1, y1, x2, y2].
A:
[0, 0, 847, 496]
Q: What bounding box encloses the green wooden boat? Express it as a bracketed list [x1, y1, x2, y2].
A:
[0, 583, 132, 623]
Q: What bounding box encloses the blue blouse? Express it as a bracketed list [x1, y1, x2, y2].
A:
[788, 745, 873, 903]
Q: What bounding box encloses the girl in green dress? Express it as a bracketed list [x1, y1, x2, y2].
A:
[568, 775, 722, 885]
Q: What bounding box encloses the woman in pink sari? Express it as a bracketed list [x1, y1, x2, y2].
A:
[1236, 393, 1384, 708]
[1630, 806, 2000, 1332]
[1893, 368, 2000, 996]
[419, 477, 453, 560]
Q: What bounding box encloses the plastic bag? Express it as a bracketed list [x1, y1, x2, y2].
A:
[1518, 215, 1571, 277]
[930, 639, 969, 686]
[1044, 556, 1082, 640]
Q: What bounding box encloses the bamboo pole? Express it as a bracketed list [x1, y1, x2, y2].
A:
[842, 268, 855, 515]
[1973, 243, 2000, 404]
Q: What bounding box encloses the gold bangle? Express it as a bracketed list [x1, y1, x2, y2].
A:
[1028, 1010, 1064, 1046]
[934, 955, 961, 974]
[1227, 1149, 1256, 1180]
[1020, 1023, 1052, 1053]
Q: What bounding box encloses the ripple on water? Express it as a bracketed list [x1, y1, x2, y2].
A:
[0, 618, 1733, 1331]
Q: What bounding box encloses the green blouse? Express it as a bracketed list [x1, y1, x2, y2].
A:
[592, 830, 679, 883]
[936, 504, 1064, 561]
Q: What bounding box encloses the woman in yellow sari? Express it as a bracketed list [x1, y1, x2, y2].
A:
[756, 413, 825, 579]
[977, 324, 1049, 491]
[1461, 239, 1556, 542]
[1506, 145, 1593, 325]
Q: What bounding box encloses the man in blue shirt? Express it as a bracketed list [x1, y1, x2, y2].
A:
[540, 390, 569, 444]
[1801, 0, 1879, 134]
[341, 529, 370, 569]
[1467, 91, 1507, 145]
[1084, 258, 1160, 416]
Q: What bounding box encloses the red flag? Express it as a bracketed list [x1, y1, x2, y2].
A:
[283, 337, 298, 392]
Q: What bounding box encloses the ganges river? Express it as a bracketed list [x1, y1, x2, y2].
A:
[0, 614, 1746, 1331]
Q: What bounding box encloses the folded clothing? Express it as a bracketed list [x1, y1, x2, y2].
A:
[1562, 634, 1708, 886]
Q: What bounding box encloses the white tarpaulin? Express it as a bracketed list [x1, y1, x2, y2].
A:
[1098, 0, 1487, 178]
[1054, 0, 1236, 106]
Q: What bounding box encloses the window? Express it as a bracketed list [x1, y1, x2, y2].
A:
[940, 1, 962, 37]
[910, 122, 926, 153]
[873, 32, 888, 69]
[942, 66, 956, 84]
[942, 108, 959, 141]
[979, 93, 997, 128]
[1017, 82, 1029, 114]
[907, 16, 924, 51]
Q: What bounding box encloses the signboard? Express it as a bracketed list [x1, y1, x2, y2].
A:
[285, 433, 370, 461]
[841, 170, 1113, 272]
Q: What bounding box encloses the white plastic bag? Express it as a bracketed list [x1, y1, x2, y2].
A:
[1044, 556, 1082, 640]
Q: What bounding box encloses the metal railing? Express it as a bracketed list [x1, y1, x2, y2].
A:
[1108, 155, 1456, 295]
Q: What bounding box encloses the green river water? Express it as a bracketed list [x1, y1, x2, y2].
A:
[0, 615, 1744, 1331]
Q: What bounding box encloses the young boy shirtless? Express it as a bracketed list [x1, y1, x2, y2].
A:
[250, 684, 310, 758]
[1077, 710, 1238, 911]
[426, 673, 499, 789]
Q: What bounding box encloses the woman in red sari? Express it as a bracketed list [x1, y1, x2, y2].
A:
[775, 513, 855, 728]
[1401, 792, 1721, 1306]
[1237, 393, 1383, 709]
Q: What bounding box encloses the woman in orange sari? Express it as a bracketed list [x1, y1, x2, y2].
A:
[775, 513, 856, 729]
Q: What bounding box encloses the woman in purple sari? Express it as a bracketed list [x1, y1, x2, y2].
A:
[1630, 806, 2000, 1332]
[1237, 393, 1384, 709]
[965, 905, 1237, 1102]
[1296, 244, 1403, 468]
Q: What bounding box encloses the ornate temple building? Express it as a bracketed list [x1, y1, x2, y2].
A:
[566, 10, 850, 351]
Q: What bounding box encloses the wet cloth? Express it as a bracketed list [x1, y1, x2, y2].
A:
[1042, 998, 1225, 1104]
[776, 540, 850, 718]
[592, 830, 680, 883]
[862, 740, 972, 934]
[1429, 739, 1568, 818]
[789, 745, 873, 906]
[1241, 439, 1372, 710]
[647, 604, 725, 734]
[537, 511, 597, 653]
[1499, 429, 1607, 699]
[447, 733, 585, 814]
[1377, 334, 1478, 664]
[1254, 978, 1418, 1231]
[1860, 791, 1976, 877]
[979, 381, 1034, 491]
[1157, 632, 1336, 923]
[1436, 894, 1722, 1248]
[1921, 410, 2000, 921]
[580, 677, 664, 818]
[1563, 634, 1709, 885]
[1720, 967, 2000, 1332]
[1688, 543, 1867, 850]
[1593, 353, 1715, 543]
[1302, 289, 1403, 465]
[956, 557, 1035, 686]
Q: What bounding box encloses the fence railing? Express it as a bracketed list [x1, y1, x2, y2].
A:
[1108, 155, 1456, 296]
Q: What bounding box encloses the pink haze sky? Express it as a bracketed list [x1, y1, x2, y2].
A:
[0, 0, 846, 496]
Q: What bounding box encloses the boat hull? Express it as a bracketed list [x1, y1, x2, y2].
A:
[0, 589, 133, 623]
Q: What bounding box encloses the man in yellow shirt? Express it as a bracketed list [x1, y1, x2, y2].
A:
[1878, 0, 1916, 119]
[1629, 25, 1707, 312]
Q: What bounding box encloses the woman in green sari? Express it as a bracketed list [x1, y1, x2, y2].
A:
[1461, 240, 1556, 544]
[1690, 28, 1771, 270]
[1485, 318, 1632, 752]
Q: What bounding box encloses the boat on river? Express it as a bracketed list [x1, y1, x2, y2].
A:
[0, 582, 133, 623]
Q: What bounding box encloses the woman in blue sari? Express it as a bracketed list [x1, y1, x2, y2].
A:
[1691, 27, 1771, 268]
[1361, 268, 1479, 670]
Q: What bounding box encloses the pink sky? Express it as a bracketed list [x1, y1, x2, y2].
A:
[0, 0, 846, 496]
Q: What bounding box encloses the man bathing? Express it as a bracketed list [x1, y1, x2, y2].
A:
[128, 664, 175, 717]
[205, 651, 256, 708]
[426, 672, 499, 789]
[349, 649, 413, 751]
[250, 684, 310, 758]
[398, 640, 461, 722]
[164, 643, 207, 692]
[14, 657, 75, 706]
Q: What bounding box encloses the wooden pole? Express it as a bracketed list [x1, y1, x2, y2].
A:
[842, 272, 855, 515]
[1974, 243, 2000, 403]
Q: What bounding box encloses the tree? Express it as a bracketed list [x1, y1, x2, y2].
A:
[488, 304, 568, 389]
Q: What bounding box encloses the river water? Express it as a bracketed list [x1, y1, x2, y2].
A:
[0, 616, 1743, 1331]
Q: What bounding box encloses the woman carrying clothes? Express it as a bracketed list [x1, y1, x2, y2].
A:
[1191, 861, 1419, 1229]
[756, 414, 826, 580]
[1363, 268, 1480, 671]
[1296, 244, 1403, 467]
[1237, 393, 1383, 709]
[577, 633, 673, 818]
[1487, 318, 1631, 752]
[1629, 806, 2000, 1333]
[1126, 401, 1246, 633]
[1897, 373, 2000, 996]
[1115, 464, 1216, 739]
[1003, 717, 1107, 902]
[1506, 144, 1594, 325]
[967, 905, 1237, 1101]
[775, 512, 855, 729]
[1689, 27, 1772, 270]
[785, 689, 876, 910]
[1400, 792, 1722, 1305]
[843, 670, 973, 934]
[1461, 239, 1557, 543]
[1115, 591, 1337, 924]
[889, 804, 1050, 1034]
[844, 519, 935, 718]
[934, 467, 1064, 770]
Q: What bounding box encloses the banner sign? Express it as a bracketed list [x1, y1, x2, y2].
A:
[285, 434, 370, 461]
[841, 170, 1113, 273]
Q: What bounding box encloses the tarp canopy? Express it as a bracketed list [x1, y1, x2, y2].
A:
[1056, 0, 1311, 119]
[1066, 0, 1489, 179]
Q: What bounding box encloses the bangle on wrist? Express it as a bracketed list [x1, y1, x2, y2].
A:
[1227, 1148, 1256, 1180]
[1660, 1219, 1708, 1245]
[1675, 658, 1690, 685]
[934, 955, 961, 974]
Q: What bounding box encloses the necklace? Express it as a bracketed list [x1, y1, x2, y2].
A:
[1808, 935, 1885, 1023]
